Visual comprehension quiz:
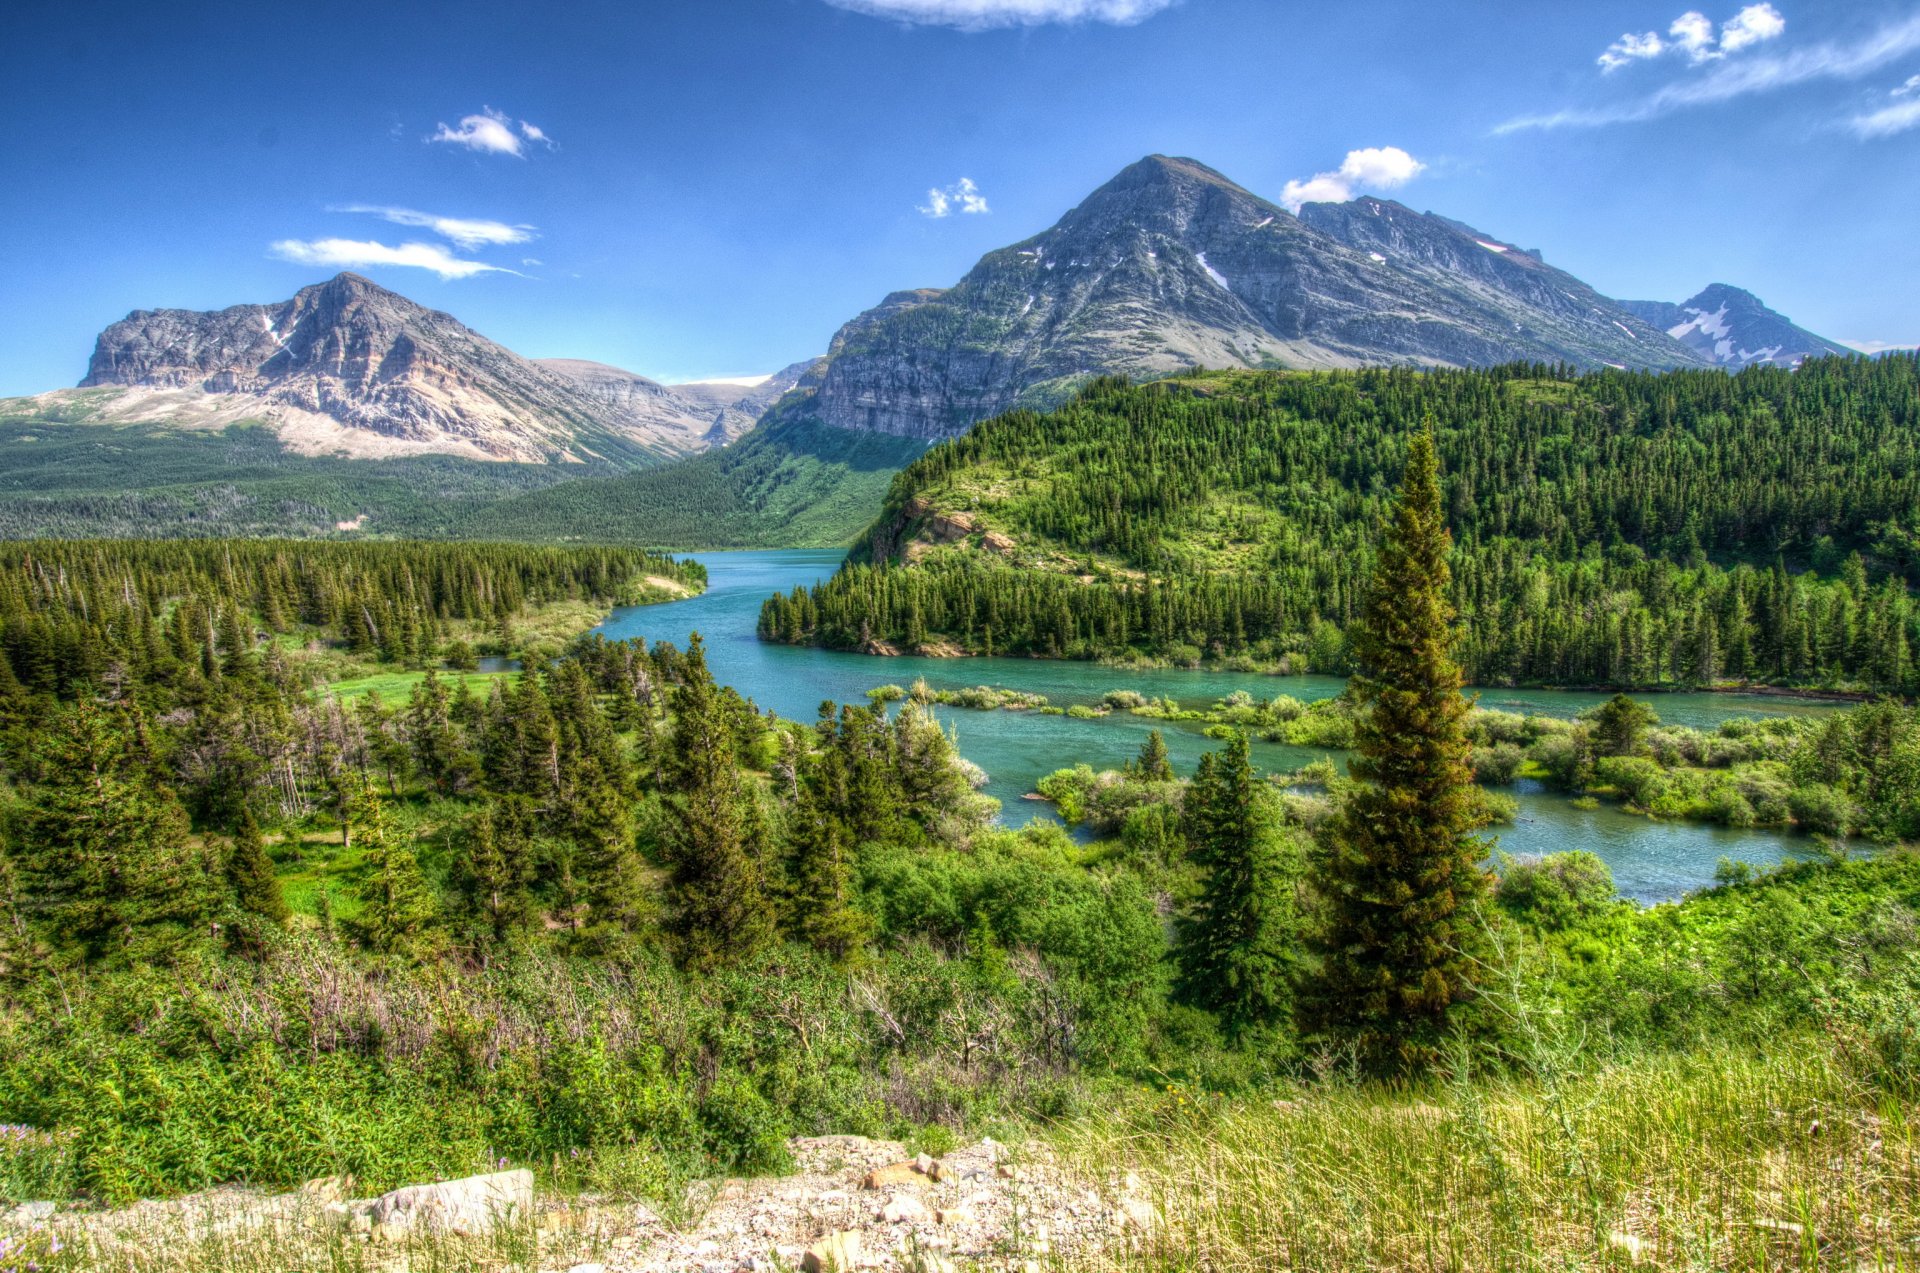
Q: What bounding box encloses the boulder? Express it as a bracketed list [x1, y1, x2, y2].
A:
[881, 1194, 928, 1223]
[366, 1168, 533, 1237]
[802, 1229, 863, 1272]
[861, 1162, 923, 1190]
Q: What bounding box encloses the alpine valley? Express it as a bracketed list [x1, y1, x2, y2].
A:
[0, 156, 1857, 546]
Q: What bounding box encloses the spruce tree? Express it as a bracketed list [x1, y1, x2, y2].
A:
[784, 742, 871, 962]
[1177, 732, 1301, 1034]
[662, 635, 774, 970]
[227, 807, 289, 927]
[454, 798, 537, 953]
[1311, 420, 1487, 1073]
[348, 777, 440, 958]
[1135, 729, 1174, 782]
[11, 704, 219, 965]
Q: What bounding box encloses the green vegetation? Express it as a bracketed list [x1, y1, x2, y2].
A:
[762, 356, 1920, 691]
[0, 414, 585, 540]
[1311, 421, 1487, 1072]
[447, 412, 928, 547]
[0, 403, 918, 549]
[0, 417, 1916, 1273]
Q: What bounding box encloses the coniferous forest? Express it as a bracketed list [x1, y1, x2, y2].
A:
[762, 356, 1920, 692]
[0, 385, 1917, 1272]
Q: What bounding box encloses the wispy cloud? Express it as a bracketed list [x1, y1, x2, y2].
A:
[1501, 9, 1920, 132]
[428, 107, 554, 157]
[823, 0, 1174, 30]
[269, 238, 511, 280]
[1281, 147, 1425, 213]
[1598, 5, 1785, 72]
[331, 205, 536, 250]
[1851, 94, 1920, 137]
[1842, 338, 1919, 354]
[919, 177, 990, 217]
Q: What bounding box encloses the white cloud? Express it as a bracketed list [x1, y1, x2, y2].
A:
[1501, 9, 1920, 132]
[332, 205, 536, 250]
[1600, 31, 1666, 72]
[1841, 339, 1919, 354]
[920, 177, 990, 217]
[427, 107, 552, 156]
[1720, 3, 1787, 53]
[1669, 11, 1718, 61]
[1594, 5, 1784, 73]
[269, 238, 510, 280]
[1895, 73, 1920, 95]
[823, 0, 1174, 30]
[1851, 94, 1920, 137]
[1281, 146, 1426, 213]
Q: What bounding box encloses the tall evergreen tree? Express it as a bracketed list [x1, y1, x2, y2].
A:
[1311, 420, 1487, 1073]
[1176, 732, 1301, 1034]
[661, 634, 774, 970]
[226, 807, 289, 928]
[453, 797, 538, 954]
[1135, 729, 1174, 782]
[348, 777, 440, 958]
[9, 704, 219, 964]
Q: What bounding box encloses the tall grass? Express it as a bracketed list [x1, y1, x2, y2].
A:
[1063, 1037, 1919, 1271]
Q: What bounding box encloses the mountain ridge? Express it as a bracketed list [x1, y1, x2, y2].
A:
[798, 154, 1711, 441]
[1617, 284, 1852, 369]
[77, 273, 794, 465]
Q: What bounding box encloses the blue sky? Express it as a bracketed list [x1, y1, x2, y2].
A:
[4, 0, 1919, 395]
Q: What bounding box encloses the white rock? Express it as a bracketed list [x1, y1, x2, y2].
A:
[367, 1168, 533, 1237]
[882, 1194, 929, 1223]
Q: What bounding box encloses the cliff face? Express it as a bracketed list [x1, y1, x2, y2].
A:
[805, 156, 1709, 441]
[82, 274, 796, 464]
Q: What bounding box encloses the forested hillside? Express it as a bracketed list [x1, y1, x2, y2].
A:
[762, 355, 1920, 692]
[453, 411, 928, 548]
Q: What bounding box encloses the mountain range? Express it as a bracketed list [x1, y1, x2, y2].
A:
[0, 153, 1863, 544]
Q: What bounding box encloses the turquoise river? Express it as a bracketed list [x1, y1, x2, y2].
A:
[596, 550, 1847, 904]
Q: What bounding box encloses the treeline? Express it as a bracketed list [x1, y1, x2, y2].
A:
[0, 538, 701, 700]
[762, 357, 1920, 690]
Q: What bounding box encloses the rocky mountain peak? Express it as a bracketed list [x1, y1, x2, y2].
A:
[802, 155, 1708, 439]
[1618, 284, 1850, 369]
[78, 276, 804, 464]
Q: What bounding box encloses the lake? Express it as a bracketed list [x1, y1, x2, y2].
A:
[595, 549, 1845, 903]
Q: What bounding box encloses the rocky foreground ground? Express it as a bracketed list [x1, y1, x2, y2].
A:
[11, 1134, 1154, 1271]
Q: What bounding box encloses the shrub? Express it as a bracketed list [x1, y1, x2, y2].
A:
[1495, 851, 1617, 929]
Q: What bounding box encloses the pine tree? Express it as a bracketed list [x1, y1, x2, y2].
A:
[348, 777, 440, 958]
[1176, 732, 1301, 1034]
[10, 704, 219, 964]
[1135, 729, 1174, 782]
[662, 635, 774, 970]
[226, 807, 289, 927]
[454, 798, 537, 953]
[784, 742, 871, 962]
[1311, 420, 1487, 1074]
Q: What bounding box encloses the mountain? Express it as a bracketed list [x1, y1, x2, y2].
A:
[800, 155, 1706, 440]
[72, 273, 737, 465]
[1617, 285, 1853, 369]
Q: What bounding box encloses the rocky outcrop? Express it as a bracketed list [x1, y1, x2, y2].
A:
[38, 1135, 1149, 1271]
[805, 155, 1709, 440]
[1618, 284, 1853, 369]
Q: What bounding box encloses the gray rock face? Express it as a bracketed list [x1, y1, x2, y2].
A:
[806, 156, 1709, 440]
[1617, 284, 1851, 369]
[82, 273, 794, 464]
[365, 1168, 533, 1237]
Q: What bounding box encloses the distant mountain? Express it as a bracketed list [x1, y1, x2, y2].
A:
[1617, 285, 1852, 369]
[70, 273, 799, 465]
[800, 155, 1706, 440]
[536, 357, 820, 451]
